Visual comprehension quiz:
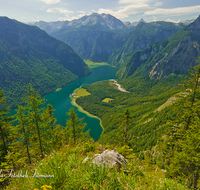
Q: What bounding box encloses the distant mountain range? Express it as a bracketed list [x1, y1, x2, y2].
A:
[1, 13, 199, 108]
[0, 16, 91, 108]
[31, 13, 132, 63]
[117, 15, 200, 79]
[31, 13, 190, 66]
[30, 13, 134, 33]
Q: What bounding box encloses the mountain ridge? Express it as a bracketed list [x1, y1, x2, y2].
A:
[0, 16, 91, 108]
[31, 13, 187, 66]
[117, 15, 200, 79]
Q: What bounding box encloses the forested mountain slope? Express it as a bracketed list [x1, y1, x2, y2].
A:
[110, 21, 185, 67]
[117, 15, 200, 79]
[74, 16, 200, 151]
[76, 73, 184, 151]
[0, 16, 91, 108]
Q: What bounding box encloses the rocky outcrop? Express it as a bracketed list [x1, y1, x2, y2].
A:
[111, 21, 185, 67]
[118, 15, 200, 79]
[32, 13, 185, 66]
[82, 149, 127, 167]
[149, 36, 199, 79]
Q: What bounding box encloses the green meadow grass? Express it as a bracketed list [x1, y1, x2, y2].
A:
[74, 88, 91, 97]
[84, 60, 109, 68]
[6, 143, 188, 190]
[102, 98, 114, 103]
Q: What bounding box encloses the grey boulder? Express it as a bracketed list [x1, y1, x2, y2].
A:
[83, 149, 127, 167]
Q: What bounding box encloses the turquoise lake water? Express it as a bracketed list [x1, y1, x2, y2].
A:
[10, 66, 118, 141]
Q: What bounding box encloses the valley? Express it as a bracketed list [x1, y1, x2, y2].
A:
[8, 65, 118, 141]
[44, 65, 118, 141]
[75, 73, 184, 151]
[1, 12, 200, 189]
[0, 16, 91, 109]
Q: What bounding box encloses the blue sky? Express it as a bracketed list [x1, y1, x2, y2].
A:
[1, 0, 200, 23]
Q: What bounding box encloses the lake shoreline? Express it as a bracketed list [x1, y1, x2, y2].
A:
[70, 98, 104, 130]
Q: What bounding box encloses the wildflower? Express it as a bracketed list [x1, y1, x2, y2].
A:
[41, 185, 52, 190]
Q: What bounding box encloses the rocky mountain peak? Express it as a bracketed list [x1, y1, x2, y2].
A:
[59, 13, 126, 30]
[139, 18, 146, 23]
[131, 18, 146, 26]
[188, 15, 200, 31]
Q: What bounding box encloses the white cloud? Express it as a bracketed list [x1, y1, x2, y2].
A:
[58, 14, 85, 21]
[98, 4, 153, 19]
[144, 5, 200, 16]
[152, 16, 157, 21]
[58, 10, 91, 21]
[155, 2, 163, 7]
[97, 0, 156, 20]
[166, 18, 180, 23]
[47, 8, 74, 15]
[58, 17, 69, 21]
[58, 17, 70, 21]
[119, 0, 150, 4]
[38, 0, 60, 4]
[77, 11, 86, 14]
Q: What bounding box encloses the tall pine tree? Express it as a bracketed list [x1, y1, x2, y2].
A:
[23, 86, 45, 159]
[65, 107, 89, 145]
[0, 90, 11, 164]
[118, 108, 131, 146]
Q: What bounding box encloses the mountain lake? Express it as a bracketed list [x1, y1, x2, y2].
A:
[10, 66, 118, 141]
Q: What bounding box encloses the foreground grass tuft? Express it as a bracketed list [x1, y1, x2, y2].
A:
[5, 143, 188, 190]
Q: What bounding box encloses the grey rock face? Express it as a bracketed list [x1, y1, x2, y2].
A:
[117, 16, 200, 79]
[149, 36, 200, 79]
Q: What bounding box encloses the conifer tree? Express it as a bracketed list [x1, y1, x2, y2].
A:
[182, 62, 200, 130]
[47, 104, 56, 131]
[4, 105, 32, 169]
[65, 107, 88, 145]
[0, 90, 11, 163]
[23, 86, 45, 159]
[162, 58, 200, 188]
[16, 105, 31, 164]
[123, 108, 131, 145]
[118, 108, 131, 146]
[0, 90, 8, 148]
[6, 88, 60, 167]
[42, 103, 60, 151]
